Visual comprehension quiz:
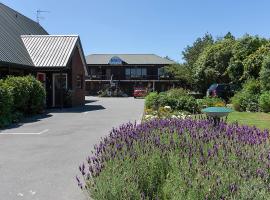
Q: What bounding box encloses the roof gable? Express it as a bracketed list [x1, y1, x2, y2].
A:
[86, 54, 175, 65]
[21, 35, 79, 67]
[0, 3, 48, 66]
[21, 35, 88, 75]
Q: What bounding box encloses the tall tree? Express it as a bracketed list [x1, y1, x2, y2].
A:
[227, 35, 267, 83]
[260, 56, 270, 91]
[243, 43, 270, 80]
[182, 33, 214, 68]
[193, 37, 235, 92]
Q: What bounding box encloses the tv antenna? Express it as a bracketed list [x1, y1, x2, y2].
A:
[36, 9, 50, 24]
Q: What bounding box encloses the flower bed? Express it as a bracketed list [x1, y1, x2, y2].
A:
[77, 119, 270, 199]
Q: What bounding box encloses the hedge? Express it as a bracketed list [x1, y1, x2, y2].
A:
[0, 80, 13, 128]
[0, 75, 46, 128]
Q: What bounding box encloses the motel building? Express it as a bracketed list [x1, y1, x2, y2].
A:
[85, 54, 179, 95]
[0, 3, 88, 107]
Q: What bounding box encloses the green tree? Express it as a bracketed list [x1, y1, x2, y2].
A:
[182, 33, 214, 68]
[228, 35, 268, 83]
[242, 43, 270, 80]
[260, 56, 270, 91]
[193, 37, 235, 92]
[163, 63, 193, 88]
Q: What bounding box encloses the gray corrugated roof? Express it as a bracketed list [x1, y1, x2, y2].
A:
[0, 3, 48, 66]
[86, 54, 175, 65]
[21, 35, 79, 67]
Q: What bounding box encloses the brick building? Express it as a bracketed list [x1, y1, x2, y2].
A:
[0, 3, 88, 107]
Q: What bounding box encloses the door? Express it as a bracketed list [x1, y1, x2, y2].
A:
[53, 74, 67, 107]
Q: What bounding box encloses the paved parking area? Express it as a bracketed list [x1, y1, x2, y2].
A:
[0, 96, 144, 200]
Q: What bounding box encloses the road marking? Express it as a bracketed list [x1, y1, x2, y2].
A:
[83, 111, 89, 114]
[0, 129, 49, 135]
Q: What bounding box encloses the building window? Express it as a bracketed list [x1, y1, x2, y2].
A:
[142, 68, 147, 77]
[76, 75, 83, 89]
[125, 67, 147, 79]
[130, 68, 136, 78]
[125, 68, 131, 79]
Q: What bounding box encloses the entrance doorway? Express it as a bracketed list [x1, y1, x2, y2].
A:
[52, 73, 67, 107]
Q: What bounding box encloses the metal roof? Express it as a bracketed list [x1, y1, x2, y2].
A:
[86, 54, 175, 65]
[21, 35, 79, 67]
[0, 3, 48, 66]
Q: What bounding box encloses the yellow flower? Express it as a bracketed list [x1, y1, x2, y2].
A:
[215, 102, 225, 107]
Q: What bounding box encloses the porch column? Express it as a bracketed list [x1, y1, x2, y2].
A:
[152, 81, 155, 92]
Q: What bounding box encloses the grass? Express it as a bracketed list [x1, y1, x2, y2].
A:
[194, 111, 270, 130]
[227, 111, 270, 130]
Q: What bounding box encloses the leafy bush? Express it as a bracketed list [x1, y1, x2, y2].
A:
[77, 119, 270, 200]
[231, 79, 261, 112]
[0, 76, 45, 128]
[145, 89, 198, 113]
[145, 92, 159, 109]
[5, 76, 45, 114]
[0, 80, 13, 128]
[27, 76, 46, 114]
[259, 92, 270, 113]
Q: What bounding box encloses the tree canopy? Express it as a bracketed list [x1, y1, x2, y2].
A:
[164, 33, 270, 93]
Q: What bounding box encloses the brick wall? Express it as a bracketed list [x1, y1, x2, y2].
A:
[71, 47, 85, 106]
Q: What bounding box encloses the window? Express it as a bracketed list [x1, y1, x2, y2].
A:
[76, 75, 83, 89]
[136, 68, 142, 77]
[158, 68, 165, 77]
[142, 68, 147, 77]
[125, 67, 147, 79]
[130, 68, 136, 78]
[125, 68, 131, 79]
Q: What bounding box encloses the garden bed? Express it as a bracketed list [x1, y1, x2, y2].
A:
[77, 118, 270, 199]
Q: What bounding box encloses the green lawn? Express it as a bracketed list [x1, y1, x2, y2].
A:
[227, 112, 270, 130]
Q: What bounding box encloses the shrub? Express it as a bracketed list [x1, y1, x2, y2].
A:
[4, 76, 31, 114]
[231, 79, 261, 112]
[259, 92, 270, 113]
[5, 76, 45, 114]
[145, 92, 159, 109]
[145, 89, 199, 113]
[77, 119, 270, 200]
[166, 88, 188, 98]
[0, 80, 13, 127]
[27, 76, 46, 114]
[0, 75, 46, 128]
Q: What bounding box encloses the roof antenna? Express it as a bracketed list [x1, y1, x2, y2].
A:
[36, 9, 50, 24]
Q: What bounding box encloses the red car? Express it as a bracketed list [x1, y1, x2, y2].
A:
[133, 87, 147, 98]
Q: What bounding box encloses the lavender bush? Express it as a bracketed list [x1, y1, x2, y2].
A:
[77, 118, 270, 200]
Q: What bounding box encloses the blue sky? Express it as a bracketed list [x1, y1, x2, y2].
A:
[2, 0, 270, 62]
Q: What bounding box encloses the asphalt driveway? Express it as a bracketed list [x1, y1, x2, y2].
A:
[0, 96, 144, 200]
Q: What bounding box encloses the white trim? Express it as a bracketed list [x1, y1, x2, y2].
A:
[52, 73, 67, 107]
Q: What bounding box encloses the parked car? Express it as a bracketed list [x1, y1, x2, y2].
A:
[206, 83, 235, 101]
[133, 87, 147, 98]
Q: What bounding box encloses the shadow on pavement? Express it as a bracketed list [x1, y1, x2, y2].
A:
[48, 104, 105, 113]
[0, 104, 105, 131]
[1, 113, 53, 131]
